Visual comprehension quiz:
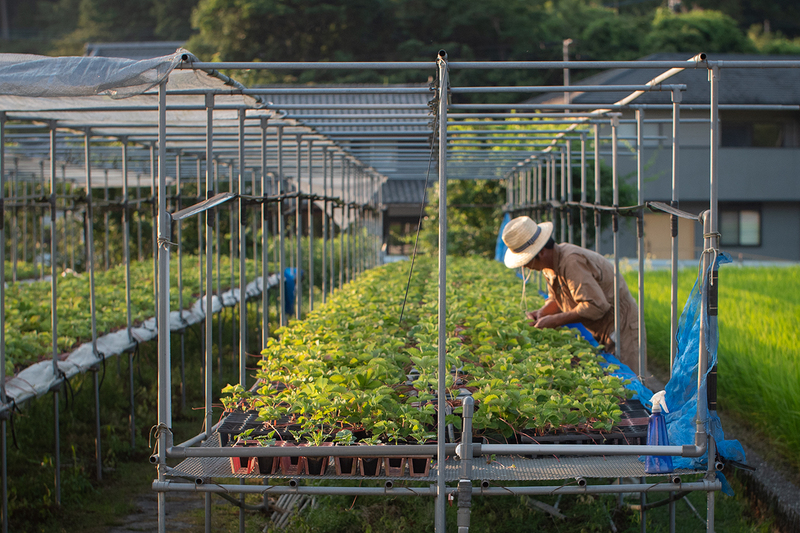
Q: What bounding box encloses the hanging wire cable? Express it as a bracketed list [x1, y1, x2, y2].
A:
[399, 96, 440, 324]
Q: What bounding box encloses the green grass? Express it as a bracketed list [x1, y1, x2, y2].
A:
[624, 265, 800, 470]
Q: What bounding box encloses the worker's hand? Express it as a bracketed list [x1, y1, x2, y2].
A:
[533, 314, 562, 329]
[526, 310, 540, 321]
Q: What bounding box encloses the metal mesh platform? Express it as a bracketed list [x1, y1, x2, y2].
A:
[167, 433, 697, 483]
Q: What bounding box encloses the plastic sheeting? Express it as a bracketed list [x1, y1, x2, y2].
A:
[0, 52, 184, 99]
[3, 273, 279, 407]
[661, 252, 746, 471]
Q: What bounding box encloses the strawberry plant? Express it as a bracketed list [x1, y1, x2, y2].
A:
[239, 256, 632, 446]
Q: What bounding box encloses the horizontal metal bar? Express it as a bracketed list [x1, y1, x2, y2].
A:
[450, 84, 685, 94]
[154, 480, 441, 496]
[167, 443, 455, 458]
[178, 59, 800, 71]
[152, 479, 721, 498]
[478, 480, 721, 496]
[177, 61, 436, 70]
[476, 443, 705, 457]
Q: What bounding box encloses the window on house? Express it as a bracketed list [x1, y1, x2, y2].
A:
[720, 209, 760, 246]
[722, 121, 785, 147]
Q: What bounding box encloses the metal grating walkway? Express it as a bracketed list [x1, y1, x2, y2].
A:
[167, 433, 697, 483]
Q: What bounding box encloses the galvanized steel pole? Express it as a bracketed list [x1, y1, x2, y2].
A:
[436, 49, 449, 533]
[609, 114, 621, 362]
[636, 109, 646, 382]
[49, 123, 61, 506]
[307, 139, 314, 311]
[580, 132, 587, 248]
[670, 90, 681, 374]
[0, 113, 6, 533]
[85, 130, 102, 482]
[261, 118, 270, 345]
[295, 135, 302, 319]
[322, 146, 328, 303]
[277, 126, 287, 328]
[122, 140, 135, 451]
[594, 123, 601, 253]
[156, 80, 172, 533]
[204, 93, 215, 533]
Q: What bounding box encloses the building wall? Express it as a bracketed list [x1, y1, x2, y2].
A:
[600, 110, 800, 261]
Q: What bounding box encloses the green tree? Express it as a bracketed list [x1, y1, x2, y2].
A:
[641, 7, 757, 55]
[412, 179, 505, 258]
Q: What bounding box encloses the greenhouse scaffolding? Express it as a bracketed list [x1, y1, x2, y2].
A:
[147, 52, 787, 533]
[0, 51, 383, 531]
[0, 51, 795, 532]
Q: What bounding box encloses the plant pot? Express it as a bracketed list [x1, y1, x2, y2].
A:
[334, 455, 358, 476]
[278, 442, 306, 476]
[230, 441, 258, 475]
[304, 442, 333, 476]
[384, 456, 407, 477]
[408, 455, 432, 477]
[359, 456, 382, 476]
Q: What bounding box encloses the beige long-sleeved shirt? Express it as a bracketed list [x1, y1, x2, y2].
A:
[543, 243, 643, 374]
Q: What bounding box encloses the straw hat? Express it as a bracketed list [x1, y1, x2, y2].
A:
[502, 217, 553, 269]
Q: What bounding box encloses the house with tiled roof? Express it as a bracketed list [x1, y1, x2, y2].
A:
[530, 53, 800, 262]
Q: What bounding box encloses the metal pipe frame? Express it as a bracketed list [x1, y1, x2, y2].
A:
[152, 478, 720, 497]
[1, 55, 760, 533]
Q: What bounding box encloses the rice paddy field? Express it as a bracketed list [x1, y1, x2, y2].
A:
[624, 265, 800, 471]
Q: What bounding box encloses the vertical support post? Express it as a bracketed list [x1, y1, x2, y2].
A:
[670, 90, 682, 373]
[238, 109, 247, 388]
[580, 132, 587, 248]
[103, 169, 109, 270]
[276, 126, 286, 328]
[151, 143, 158, 329]
[136, 173, 143, 262]
[609, 114, 621, 362]
[121, 140, 134, 450]
[0, 113, 8, 533]
[567, 142, 574, 244]
[345, 159, 351, 284]
[322, 146, 328, 304]
[156, 80, 172, 533]
[295, 135, 302, 320]
[228, 162, 236, 366]
[669, 91, 681, 533]
[196, 157, 204, 391]
[457, 396, 474, 533]
[331, 155, 344, 289]
[435, 49, 449, 533]
[214, 157, 222, 381]
[176, 153, 186, 413]
[636, 109, 646, 382]
[237, 108, 247, 533]
[84, 129, 102, 482]
[593, 122, 601, 253]
[704, 63, 721, 533]
[48, 122, 61, 506]
[635, 108, 647, 532]
[260, 118, 270, 347]
[10, 159, 16, 283]
[204, 93, 214, 533]
[307, 139, 314, 311]
[560, 147, 566, 242]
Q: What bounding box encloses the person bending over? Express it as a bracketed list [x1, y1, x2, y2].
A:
[502, 215, 644, 375]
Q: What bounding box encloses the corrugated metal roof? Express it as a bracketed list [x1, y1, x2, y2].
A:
[527, 53, 800, 106]
[259, 84, 435, 180]
[382, 178, 428, 204]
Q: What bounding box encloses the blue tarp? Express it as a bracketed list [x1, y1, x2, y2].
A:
[663, 252, 745, 477]
[284, 268, 298, 315]
[494, 212, 511, 263]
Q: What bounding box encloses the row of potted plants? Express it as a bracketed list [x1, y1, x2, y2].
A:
[220, 256, 632, 476]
